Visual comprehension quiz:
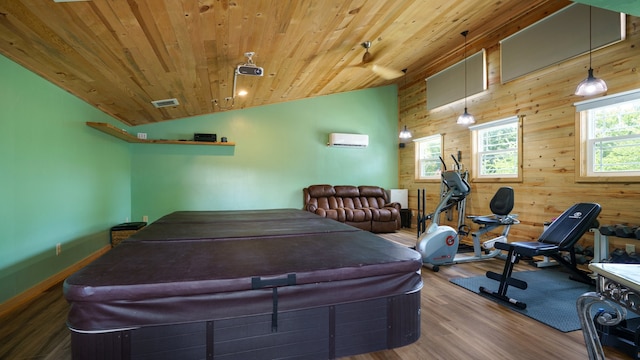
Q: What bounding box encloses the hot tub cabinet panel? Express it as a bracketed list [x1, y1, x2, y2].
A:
[70, 291, 420, 360]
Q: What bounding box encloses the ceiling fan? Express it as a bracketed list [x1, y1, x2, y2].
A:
[359, 41, 405, 80]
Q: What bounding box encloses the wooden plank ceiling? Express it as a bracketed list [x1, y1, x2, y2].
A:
[0, 0, 571, 126]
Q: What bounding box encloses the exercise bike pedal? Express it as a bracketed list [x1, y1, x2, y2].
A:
[458, 224, 471, 237]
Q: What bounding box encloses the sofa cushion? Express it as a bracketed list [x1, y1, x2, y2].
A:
[358, 186, 385, 197]
[308, 184, 336, 197]
[362, 196, 386, 209]
[341, 196, 364, 210]
[371, 207, 397, 221]
[345, 208, 372, 222]
[312, 196, 339, 211]
[334, 186, 359, 197]
[317, 208, 346, 222]
[359, 186, 388, 209]
[335, 186, 362, 210]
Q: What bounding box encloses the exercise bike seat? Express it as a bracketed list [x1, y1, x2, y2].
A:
[470, 187, 516, 225]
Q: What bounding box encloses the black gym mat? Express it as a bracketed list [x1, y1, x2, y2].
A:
[450, 269, 594, 332]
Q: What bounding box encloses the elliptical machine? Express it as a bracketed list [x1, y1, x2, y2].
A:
[416, 156, 519, 271]
[415, 157, 471, 271]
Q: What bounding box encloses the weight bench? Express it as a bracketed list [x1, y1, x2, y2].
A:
[479, 202, 601, 309]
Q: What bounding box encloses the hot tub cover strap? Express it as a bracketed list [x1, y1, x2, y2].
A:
[252, 273, 297, 331]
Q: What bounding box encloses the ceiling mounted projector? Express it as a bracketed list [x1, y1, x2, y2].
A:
[237, 64, 264, 76]
[236, 52, 264, 76]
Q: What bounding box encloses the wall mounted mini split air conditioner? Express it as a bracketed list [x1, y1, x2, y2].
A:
[328, 133, 369, 148]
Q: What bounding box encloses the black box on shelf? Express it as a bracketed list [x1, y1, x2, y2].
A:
[194, 133, 217, 142]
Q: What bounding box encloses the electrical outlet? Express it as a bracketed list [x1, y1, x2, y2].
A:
[626, 243, 636, 254]
[56, 243, 61, 256]
[143, 215, 148, 222]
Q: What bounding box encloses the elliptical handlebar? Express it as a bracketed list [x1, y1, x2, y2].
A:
[439, 154, 462, 172]
[451, 154, 460, 171]
[439, 156, 447, 171]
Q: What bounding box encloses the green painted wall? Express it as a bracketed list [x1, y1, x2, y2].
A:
[0, 53, 400, 304]
[130, 86, 400, 222]
[0, 55, 132, 303]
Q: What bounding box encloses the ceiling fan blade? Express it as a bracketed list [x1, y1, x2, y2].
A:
[371, 64, 405, 80]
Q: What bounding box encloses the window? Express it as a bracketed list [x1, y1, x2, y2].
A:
[470, 116, 522, 182]
[414, 134, 443, 180]
[575, 89, 640, 181]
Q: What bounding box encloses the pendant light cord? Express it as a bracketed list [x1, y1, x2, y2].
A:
[462, 30, 469, 110]
[457, 30, 475, 124]
[588, 6, 592, 69]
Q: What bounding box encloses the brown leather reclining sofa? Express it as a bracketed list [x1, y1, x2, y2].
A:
[303, 184, 401, 233]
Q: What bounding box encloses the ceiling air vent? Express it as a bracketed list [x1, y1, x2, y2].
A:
[151, 98, 180, 108]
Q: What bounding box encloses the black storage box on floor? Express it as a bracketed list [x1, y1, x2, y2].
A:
[400, 209, 412, 228]
[110, 222, 146, 247]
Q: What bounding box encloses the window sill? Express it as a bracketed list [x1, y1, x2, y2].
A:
[471, 176, 522, 183]
[576, 175, 640, 183]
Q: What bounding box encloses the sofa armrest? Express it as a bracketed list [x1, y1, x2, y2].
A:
[385, 202, 402, 211]
[305, 204, 318, 213]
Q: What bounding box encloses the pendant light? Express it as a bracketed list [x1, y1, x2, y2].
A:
[399, 125, 412, 139]
[398, 69, 412, 140]
[457, 30, 475, 125]
[575, 6, 607, 96]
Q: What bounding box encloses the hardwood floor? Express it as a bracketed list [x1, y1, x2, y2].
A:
[0, 281, 71, 359]
[0, 229, 631, 360]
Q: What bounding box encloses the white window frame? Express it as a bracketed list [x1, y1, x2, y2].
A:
[470, 116, 523, 183]
[575, 89, 640, 182]
[413, 134, 443, 181]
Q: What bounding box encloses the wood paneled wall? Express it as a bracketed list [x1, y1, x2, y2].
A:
[398, 15, 640, 250]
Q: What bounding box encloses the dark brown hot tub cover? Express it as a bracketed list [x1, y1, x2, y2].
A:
[64, 209, 422, 333]
[129, 210, 360, 242]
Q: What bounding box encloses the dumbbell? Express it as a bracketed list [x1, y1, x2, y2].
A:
[600, 224, 637, 237]
[583, 246, 594, 257]
[576, 255, 589, 265]
[599, 224, 617, 236]
[615, 225, 638, 238]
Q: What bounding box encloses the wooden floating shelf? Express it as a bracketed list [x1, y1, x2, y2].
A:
[86, 122, 235, 146]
